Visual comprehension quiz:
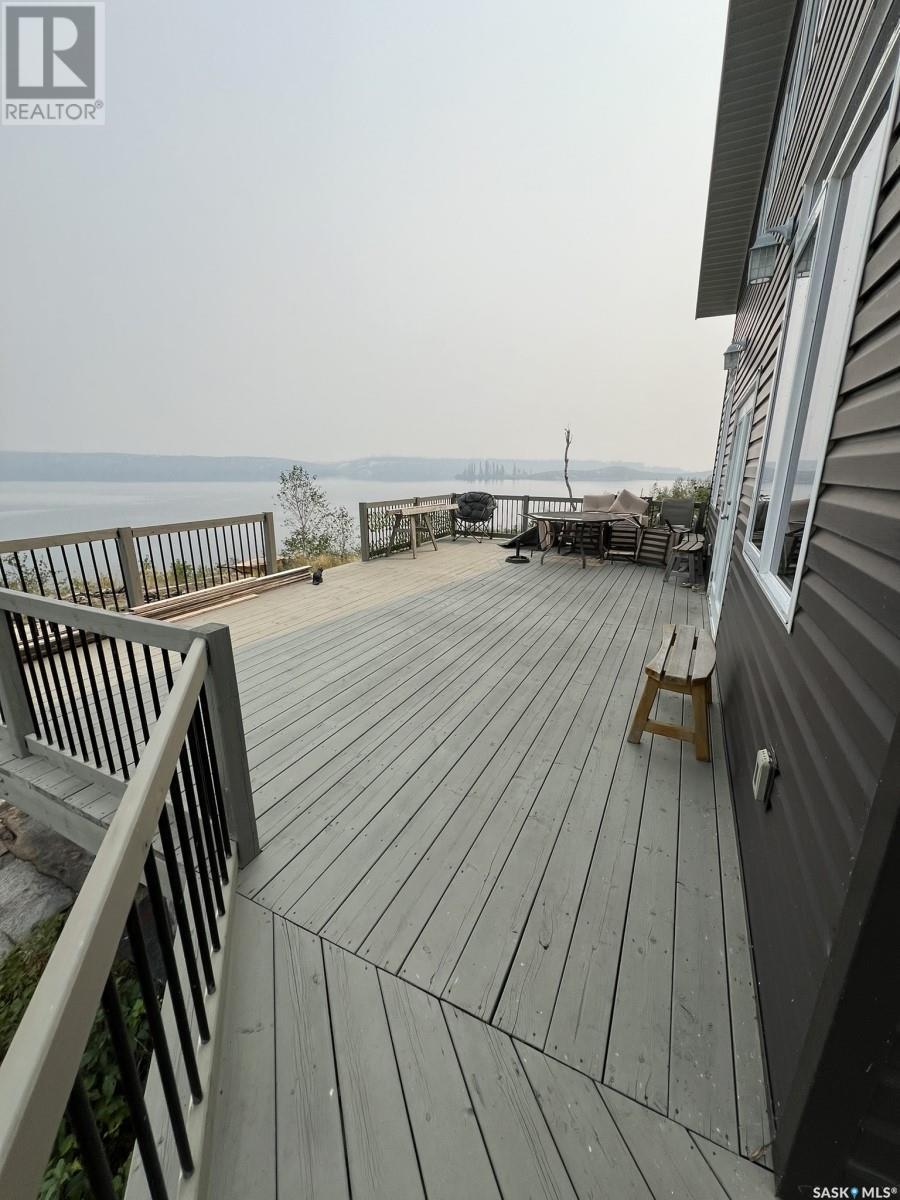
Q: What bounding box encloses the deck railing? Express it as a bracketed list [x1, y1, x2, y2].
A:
[0, 589, 259, 1200]
[358, 493, 707, 560]
[0, 511, 278, 610]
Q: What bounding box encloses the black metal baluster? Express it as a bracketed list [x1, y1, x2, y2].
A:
[87, 542, 107, 609]
[92, 638, 128, 775]
[74, 627, 115, 769]
[102, 539, 122, 611]
[203, 527, 217, 586]
[186, 709, 227, 884]
[101, 979, 169, 1200]
[237, 523, 251, 579]
[43, 546, 63, 602]
[66, 1073, 118, 1200]
[73, 543, 93, 606]
[156, 810, 212, 1040]
[11, 558, 67, 749]
[65, 624, 101, 766]
[198, 689, 231, 854]
[166, 533, 179, 595]
[166, 769, 218, 989]
[27, 551, 86, 756]
[190, 531, 204, 591]
[108, 638, 140, 776]
[148, 537, 170, 599]
[137, 537, 152, 603]
[125, 904, 195, 1173]
[177, 532, 189, 594]
[155, 652, 218, 987]
[226, 524, 240, 581]
[137, 649, 214, 1018]
[216, 525, 228, 580]
[186, 532, 200, 592]
[57, 545, 77, 603]
[173, 716, 223, 937]
[143, 851, 204, 1092]
[213, 526, 227, 583]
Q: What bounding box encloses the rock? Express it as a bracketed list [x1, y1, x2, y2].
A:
[0, 802, 93, 892]
[0, 857, 73, 945]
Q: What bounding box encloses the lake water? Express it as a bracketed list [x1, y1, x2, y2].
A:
[0, 478, 664, 546]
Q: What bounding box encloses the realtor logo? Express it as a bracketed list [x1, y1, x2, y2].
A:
[2, 2, 104, 125]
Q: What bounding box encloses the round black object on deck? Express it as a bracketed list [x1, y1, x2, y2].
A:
[505, 554, 529, 564]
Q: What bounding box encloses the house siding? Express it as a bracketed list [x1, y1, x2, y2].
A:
[708, 0, 900, 1159]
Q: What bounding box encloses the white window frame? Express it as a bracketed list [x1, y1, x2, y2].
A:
[710, 371, 738, 514]
[757, 0, 824, 233]
[742, 50, 900, 629]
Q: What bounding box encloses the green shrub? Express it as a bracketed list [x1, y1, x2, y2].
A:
[650, 476, 712, 504]
[0, 910, 151, 1199]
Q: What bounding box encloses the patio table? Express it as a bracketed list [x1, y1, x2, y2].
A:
[529, 511, 641, 569]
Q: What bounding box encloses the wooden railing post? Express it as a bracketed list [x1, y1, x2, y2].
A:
[359, 503, 371, 562]
[197, 623, 259, 867]
[0, 612, 33, 757]
[262, 511, 278, 574]
[521, 496, 530, 534]
[116, 528, 144, 608]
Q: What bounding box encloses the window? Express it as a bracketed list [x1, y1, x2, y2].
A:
[710, 373, 737, 513]
[744, 106, 891, 625]
[757, 0, 824, 232]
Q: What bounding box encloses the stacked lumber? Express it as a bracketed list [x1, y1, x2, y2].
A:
[131, 567, 311, 620]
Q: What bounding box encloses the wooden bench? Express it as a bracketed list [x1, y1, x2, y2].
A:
[386, 503, 458, 559]
[627, 623, 716, 761]
[664, 534, 706, 586]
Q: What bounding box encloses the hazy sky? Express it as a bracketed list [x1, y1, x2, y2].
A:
[1, 1, 733, 469]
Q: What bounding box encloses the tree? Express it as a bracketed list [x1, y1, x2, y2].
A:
[275, 465, 334, 558]
[563, 426, 576, 510]
[329, 505, 357, 558]
[275, 466, 360, 564]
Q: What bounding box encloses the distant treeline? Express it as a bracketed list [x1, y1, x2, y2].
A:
[0, 451, 705, 484]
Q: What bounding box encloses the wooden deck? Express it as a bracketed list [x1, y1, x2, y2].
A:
[201, 539, 773, 1196]
[1, 540, 775, 1196]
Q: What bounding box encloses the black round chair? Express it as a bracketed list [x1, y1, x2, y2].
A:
[456, 491, 496, 541]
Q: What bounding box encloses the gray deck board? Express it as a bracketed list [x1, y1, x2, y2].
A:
[8, 542, 773, 1190]
[603, 682, 682, 1112]
[304, 569, 640, 941]
[517, 1044, 654, 1200]
[443, 1002, 578, 1200]
[274, 918, 350, 1199]
[205, 907, 773, 1200]
[323, 940, 425, 1199]
[206, 898, 276, 1200]
[379, 972, 500, 1200]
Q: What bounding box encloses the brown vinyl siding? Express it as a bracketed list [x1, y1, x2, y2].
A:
[709, 0, 900, 1138]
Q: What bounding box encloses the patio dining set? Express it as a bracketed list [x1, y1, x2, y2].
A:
[524, 490, 706, 583]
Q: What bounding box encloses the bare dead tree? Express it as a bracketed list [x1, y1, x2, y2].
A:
[563, 426, 577, 509]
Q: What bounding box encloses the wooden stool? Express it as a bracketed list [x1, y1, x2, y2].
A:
[627, 623, 716, 761]
[664, 535, 706, 586]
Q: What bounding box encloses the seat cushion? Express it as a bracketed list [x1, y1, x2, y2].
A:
[582, 492, 616, 512]
[610, 488, 649, 516]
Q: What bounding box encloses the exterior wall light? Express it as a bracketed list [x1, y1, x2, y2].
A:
[723, 339, 748, 371]
[747, 216, 799, 285]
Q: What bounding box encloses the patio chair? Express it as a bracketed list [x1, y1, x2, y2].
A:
[455, 492, 496, 541]
[659, 498, 695, 542]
